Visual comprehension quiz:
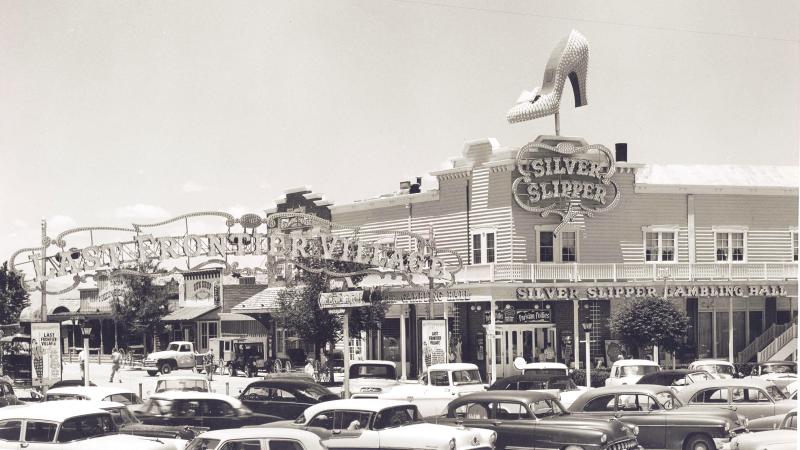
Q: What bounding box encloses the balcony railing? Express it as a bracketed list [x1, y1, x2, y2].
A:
[454, 262, 797, 283]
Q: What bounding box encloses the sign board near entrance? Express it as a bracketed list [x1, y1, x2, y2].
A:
[318, 291, 368, 309]
[31, 322, 61, 388]
[384, 289, 473, 304]
[485, 308, 553, 324]
[421, 320, 448, 371]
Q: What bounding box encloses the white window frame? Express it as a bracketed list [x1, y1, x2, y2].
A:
[642, 225, 679, 263]
[534, 225, 579, 263]
[712, 226, 748, 263]
[470, 228, 497, 265]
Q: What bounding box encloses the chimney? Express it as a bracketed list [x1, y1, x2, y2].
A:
[615, 143, 628, 162]
[410, 177, 422, 194]
[399, 181, 411, 191]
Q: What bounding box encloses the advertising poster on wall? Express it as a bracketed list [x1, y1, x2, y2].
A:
[421, 319, 448, 371]
[31, 322, 62, 387]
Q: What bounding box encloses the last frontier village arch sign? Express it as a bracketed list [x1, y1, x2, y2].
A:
[9, 212, 463, 295]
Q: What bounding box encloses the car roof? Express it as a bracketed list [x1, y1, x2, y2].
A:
[44, 399, 127, 410]
[0, 400, 110, 422]
[690, 359, 734, 366]
[46, 386, 136, 398]
[199, 428, 322, 441]
[148, 391, 242, 407]
[245, 379, 330, 390]
[157, 374, 209, 381]
[579, 384, 674, 396]
[166, 341, 193, 346]
[611, 359, 660, 367]
[493, 374, 570, 383]
[428, 363, 479, 371]
[521, 362, 569, 369]
[758, 361, 797, 366]
[348, 360, 396, 367]
[675, 378, 776, 397]
[301, 399, 409, 418]
[454, 390, 558, 403]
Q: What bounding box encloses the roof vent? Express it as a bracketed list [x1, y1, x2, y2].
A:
[615, 143, 628, 162]
[410, 177, 422, 194]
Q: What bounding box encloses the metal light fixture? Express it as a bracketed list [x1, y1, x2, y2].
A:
[581, 317, 593, 333]
[81, 325, 92, 337]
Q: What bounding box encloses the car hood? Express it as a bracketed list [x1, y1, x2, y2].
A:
[145, 351, 177, 360]
[378, 422, 494, 449]
[68, 433, 180, 450]
[730, 429, 796, 448]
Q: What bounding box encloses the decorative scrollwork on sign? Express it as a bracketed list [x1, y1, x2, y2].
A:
[513, 140, 620, 234]
[9, 211, 463, 292]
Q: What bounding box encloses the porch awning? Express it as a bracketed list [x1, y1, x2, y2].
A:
[163, 305, 219, 322]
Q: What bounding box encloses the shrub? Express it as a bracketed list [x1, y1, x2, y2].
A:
[571, 368, 610, 388]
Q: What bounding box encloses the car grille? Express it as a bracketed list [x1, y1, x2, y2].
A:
[606, 438, 638, 450]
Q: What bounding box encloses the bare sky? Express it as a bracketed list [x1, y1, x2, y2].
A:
[1, 0, 798, 267]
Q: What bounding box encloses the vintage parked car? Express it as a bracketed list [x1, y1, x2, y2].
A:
[488, 374, 589, 408]
[747, 361, 798, 390]
[268, 399, 496, 450]
[676, 378, 797, 422]
[517, 361, 571, 377]
[689, 360, 739, 379]
[605, 359, 660, 386]
[48, 400, 205, 445]
[135, 391, 281, 430]
[722, 409, 797, 450]
[0, 333, 31, 386]
[363, 363, 487, 417]
[636, 369, 715, 390]
[430, 390, 640, 450]
[347, 360, 400, 395]
[238, 378, 338, 420]
[154, 373, 212, 394]
[569, 384, 747, 450]
[45, 386, 144, 412]
[0, 400, 180, 449]
[0, 380, 22, 408]
[186, 428, 329, 450]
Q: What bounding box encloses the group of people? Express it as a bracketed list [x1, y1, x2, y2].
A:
[77, 347, 124, 382]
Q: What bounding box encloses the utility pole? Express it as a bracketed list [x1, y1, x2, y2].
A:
[427, 226, 435, 320]
[40, 219, 47, 322]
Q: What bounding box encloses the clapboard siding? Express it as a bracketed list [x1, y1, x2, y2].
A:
[694, 195, 798, 229]
[471, 168, 490, 210]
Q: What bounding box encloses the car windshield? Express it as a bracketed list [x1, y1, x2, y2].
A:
[697, 364, 734, 375]
[186, 438, 221, 450]
[167, 343, 180, 351]
[529, 399, 567, 418]
[452, 369, 482, 385]
[522, 368, 567, 377]
[104, 407, 138, 426]
[655, 391, 680, 410]
[687, 372, 714, 382]
[767, 385, 786, 399]
[621, 365, 659, 376]
[374, 405, 423, 429]
[547, 377, 578, 391]
[781, 412, 797, 430]
[57, 414, 116, 442]
[349, 364, 397, 379]
[156, 380, 208, 392]
[297, 384, 334, 401]
[761, 364, 796, 374]
[45, 393, 86, 401]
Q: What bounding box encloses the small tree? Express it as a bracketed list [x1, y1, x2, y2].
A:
[610, 296, 688, 358]
[0, 262, 30, 325]
[111, 265, 172, 352]
[348, 289, 391, 336]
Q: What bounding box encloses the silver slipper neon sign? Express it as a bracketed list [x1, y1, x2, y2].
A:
[9, 211, 462, 294]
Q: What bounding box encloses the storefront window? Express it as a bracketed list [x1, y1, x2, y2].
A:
[644, 230, 675, 262]
[716, 231, 746, 262]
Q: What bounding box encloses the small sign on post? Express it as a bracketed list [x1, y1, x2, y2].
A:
[318, 290, 367, 400]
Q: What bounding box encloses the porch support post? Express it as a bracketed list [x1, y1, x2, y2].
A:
[99, 319, 104, 364]
[400, 305, 407, 380]
[728, 298, 734, 363]
[490, 297, 497, 384]
[573, 299, 580, 369]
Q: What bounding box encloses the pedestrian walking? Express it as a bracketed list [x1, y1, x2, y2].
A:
[78, 348, 87, 380]
[109, 347, 122, 382]
[304, 358, 316, 380]
[204, 352, 214, 381]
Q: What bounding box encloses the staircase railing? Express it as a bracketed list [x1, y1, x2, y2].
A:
[757, 323, 798, 362]
[737, 323, 791, 363]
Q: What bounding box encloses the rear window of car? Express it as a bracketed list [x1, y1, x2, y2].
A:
[57, 414, 115, 442]
[620, 365, 658, 376]
[691, 388, 729, 403]
[451, 370, 482, 384]
[45, 393, 86, 401]
[349, 364, 396, 379]
[0, 420, 21, 441]
[522, 368, 567, 377]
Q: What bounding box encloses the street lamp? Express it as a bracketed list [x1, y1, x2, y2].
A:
[79, 318, 91, 387]
[581, 316, 593, 388]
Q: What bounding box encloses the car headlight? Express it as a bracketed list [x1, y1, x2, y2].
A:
[565, 446, 585, 450]
[490, 432, 497, 445]
[449, 438, 456, 450]
[631, 425, 639, 436]
[600, 434, 608, 444]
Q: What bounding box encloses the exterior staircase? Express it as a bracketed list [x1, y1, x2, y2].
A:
[737, 323, 791, 363]
[757, 323, 798, 362]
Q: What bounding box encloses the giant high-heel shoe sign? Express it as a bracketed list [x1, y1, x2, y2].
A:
[507, 30, 589, 133]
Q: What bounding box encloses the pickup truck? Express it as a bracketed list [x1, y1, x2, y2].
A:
[144, 341, 206, 376]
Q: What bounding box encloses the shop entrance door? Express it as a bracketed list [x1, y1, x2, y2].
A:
[487, 325, 558, 379]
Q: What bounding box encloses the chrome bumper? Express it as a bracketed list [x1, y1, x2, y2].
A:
[714, 437, 731, 450]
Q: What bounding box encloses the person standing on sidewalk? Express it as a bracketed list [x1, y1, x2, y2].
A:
[109, 348, 122, 382]
[78, 348, 87, 380]
[204, 352, 214, 381]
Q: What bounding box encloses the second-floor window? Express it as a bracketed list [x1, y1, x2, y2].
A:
[645, 231, 675, 262]
[538, 231, 577, 262]
[471, 231, 495, 264]
[715, 231, 745, 262]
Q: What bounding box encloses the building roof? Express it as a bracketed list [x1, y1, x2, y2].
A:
[162, 305, 219, 321]
[222, 284, 269, 313]
[232, 287, 299, 313]
[635, 164, 799, 194]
